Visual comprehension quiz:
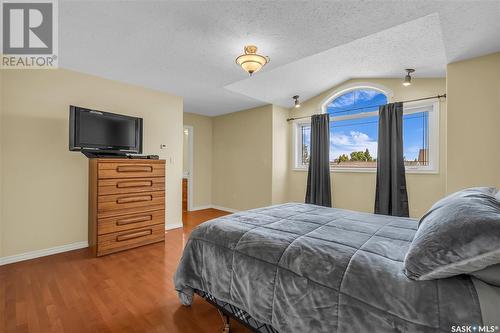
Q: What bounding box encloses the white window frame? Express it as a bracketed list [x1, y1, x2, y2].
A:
[400, 99, 440, 174]
[292, 118, 312, 170]
[292, 85, 439, 174]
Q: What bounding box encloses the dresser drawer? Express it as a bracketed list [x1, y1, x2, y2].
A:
[98, 161, 165, 179]
[98, 191, 165, 218]
[98, 210, 164, 235]
[97, 224, 165, 256]
[98, 177, 165, 195]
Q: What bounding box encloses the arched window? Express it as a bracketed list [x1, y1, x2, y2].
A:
[294, 84, 438, 172]
[326, 88, 387, 168]
[325, 88, 388, 116]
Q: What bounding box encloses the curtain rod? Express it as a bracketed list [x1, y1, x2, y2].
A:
[286, 93, 446, 122]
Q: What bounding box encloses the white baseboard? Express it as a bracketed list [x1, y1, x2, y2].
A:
[190, 205, 213, 211]
[188, 204, 238, 214]
[0, 241, 89, 266]
[166, 222, 184, 230]
[210, 205, 239, 213]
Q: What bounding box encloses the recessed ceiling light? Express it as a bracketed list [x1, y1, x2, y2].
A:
[293, 95, 301, 108]
[403, 68, 415, 86]
[235, 45, 269, 76]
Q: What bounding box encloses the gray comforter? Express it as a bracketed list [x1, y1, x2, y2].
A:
[174, 203, 482, 332]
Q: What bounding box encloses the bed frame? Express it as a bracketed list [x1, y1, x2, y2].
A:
[194, 289, 278, 333]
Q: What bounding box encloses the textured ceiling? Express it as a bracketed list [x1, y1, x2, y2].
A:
[59, 1, 500, 116]
[225, 14, 448, 108]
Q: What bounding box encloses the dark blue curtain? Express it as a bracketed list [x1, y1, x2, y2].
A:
[305, 114, 332, 207]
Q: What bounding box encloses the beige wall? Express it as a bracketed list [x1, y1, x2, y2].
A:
[1, 69, 183, 258]
[271, 105, 290, 204]
[446, 52, 500, 192]
[212, 105, 273, 211]
[287, 78, 447, 218]
[183, 112, 213, 208]
[186, 105, 286, 210]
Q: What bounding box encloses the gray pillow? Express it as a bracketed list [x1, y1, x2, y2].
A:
[404, 187, 500, 280]
[470, 264, 500, 286]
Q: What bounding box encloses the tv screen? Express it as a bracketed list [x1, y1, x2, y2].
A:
[69, 106, 143, 154]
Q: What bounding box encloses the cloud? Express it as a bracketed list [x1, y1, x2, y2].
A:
[327, 89, 384, 111]
[330, 130, 378, 159]
[328, 92, 354, 109]
[331, 133, 350, 145]
[350, 131, 371, 144]
[356, 89, 381, 101]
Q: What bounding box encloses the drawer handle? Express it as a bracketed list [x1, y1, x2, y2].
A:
[116, 165, 153, 173]
[116, 195, 152, 204]
[116, 229, 152, 242]
[116, 180, 153, 188]
[116, 215, 152, 226]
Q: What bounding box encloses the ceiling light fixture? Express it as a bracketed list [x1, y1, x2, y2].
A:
[235, 45, 269, 76]
[293, 95, 301, 108]
[403, 68, 415, 86]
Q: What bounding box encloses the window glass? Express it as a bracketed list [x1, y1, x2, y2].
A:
[326, 89, 387, 116]
[330, 116, 378, 168]
[403, 111, 429, 166]
[300, 124, 311, 166]
[328, 88, 386, 168]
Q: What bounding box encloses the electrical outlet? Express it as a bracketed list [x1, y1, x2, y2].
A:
[160, 144, 166, 149]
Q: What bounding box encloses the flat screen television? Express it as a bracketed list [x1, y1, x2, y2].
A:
[69, 106, 143, 155]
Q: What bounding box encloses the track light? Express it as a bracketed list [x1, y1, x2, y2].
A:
[293, 95, 301, 108]
[403, 69, 415, 87]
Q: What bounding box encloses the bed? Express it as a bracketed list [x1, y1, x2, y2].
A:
[175, 203, 499, 332]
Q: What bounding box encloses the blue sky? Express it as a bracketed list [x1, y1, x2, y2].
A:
[303, 89, 428, 161]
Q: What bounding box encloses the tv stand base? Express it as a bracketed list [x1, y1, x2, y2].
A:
[81, 151, 160, 160]
[81, 151, 128, 158]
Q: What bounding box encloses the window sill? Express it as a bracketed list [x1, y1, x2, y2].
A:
[291, 167, 439, 174]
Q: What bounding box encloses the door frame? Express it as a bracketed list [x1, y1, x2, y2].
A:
[183, 125, 194, 212]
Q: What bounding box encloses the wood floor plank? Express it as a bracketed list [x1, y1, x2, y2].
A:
[0, 209, 249, 333]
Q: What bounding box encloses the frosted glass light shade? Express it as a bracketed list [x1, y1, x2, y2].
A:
[235, 45, 269, 75]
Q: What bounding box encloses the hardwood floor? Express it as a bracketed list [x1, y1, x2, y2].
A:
[0, 209, 250, 333]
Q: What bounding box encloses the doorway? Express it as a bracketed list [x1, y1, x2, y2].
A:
[183, 126, 193, 213]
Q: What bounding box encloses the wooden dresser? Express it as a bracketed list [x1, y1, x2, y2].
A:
[89, 158, 166, 256]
